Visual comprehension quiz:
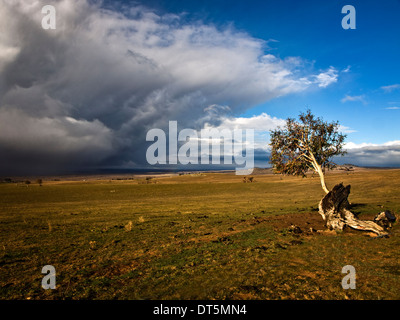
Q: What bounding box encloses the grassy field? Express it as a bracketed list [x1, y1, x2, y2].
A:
[1, 168, 400, 300]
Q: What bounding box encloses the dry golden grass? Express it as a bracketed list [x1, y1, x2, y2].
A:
[0, 168, 399, 299]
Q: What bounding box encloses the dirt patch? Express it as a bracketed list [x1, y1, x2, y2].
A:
[262, 211, 326, 234]
[260, 211, 385, 237]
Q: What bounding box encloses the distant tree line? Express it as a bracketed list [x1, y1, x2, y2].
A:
[1, 178, 43, 186]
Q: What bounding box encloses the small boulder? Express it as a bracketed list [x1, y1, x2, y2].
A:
[374, 210, 397, 229]
[288, 224, 302, 234]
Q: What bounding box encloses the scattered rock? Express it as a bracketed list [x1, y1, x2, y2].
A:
[253, 245, 269, 251]
[289, 240, 303, 246]
[89, 241, 97, 250]
[125, 221, 133, 231]
[374, 210, 397, 229]
[274, 242, 286, 250]
[288, 225, 302, 234]
[213, 236, 233, 244]
[250, 219, 261, 225]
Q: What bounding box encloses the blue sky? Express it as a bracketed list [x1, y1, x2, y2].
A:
[129, 0, 400, 145]
[1, 0, 400, 174]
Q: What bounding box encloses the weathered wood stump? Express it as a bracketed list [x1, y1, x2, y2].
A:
[318, 183, 389, 237]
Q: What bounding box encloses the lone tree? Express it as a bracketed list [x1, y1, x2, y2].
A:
[269, 109, 346, 194]
[269, 110, 389, 237]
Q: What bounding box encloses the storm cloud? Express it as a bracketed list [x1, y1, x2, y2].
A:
[337, 141, 400, 167]
[0, 0, 338, 175]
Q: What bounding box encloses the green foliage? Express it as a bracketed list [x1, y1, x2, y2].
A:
[269, 110, 347, 177]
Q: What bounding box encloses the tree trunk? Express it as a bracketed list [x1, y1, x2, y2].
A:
[318, 183, 388, 237]
[308, 152, 329, 194]
[315, 162, 329, 194]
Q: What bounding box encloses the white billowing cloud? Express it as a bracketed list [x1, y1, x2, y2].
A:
[381, 84, 400, 93]
[344, 140, 400, 150]
[206, 112, 286, 132]
[196, 112, 400, 168]
[0, 0, 339, 174]
[340, 94, 366, 104]
[203, 112, 286, 151]
[314, 67, 338, 88]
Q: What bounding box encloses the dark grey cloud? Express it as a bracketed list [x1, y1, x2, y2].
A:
[0, 0, 337, 175]
[336, 143, 400, 167]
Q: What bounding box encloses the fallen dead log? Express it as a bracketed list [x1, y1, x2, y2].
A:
[318, 183, 390, 237]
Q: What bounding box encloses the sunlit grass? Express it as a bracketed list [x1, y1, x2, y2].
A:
[1, 169, 399, 299]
